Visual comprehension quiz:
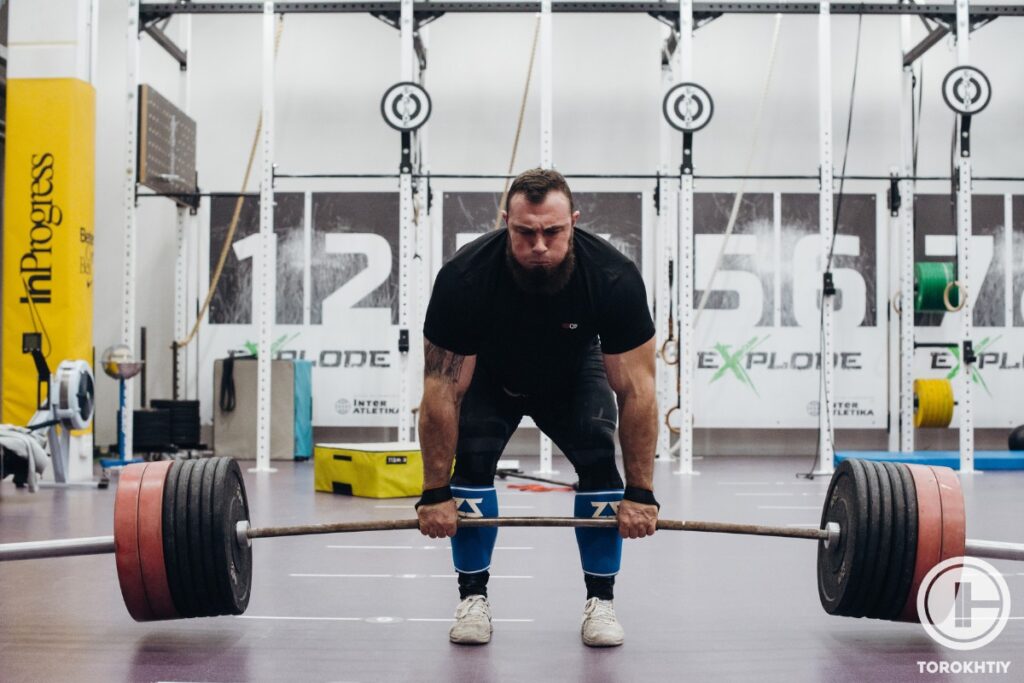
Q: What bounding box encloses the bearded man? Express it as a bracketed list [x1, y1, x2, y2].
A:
[415, 168, 659, 647]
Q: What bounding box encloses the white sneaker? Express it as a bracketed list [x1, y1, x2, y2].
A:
[581, 598, 625, 647]
[449, 595, 493, 645]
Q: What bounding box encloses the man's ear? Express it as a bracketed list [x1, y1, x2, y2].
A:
[572, 210, 580, 227]
[501, 210, 508, 228]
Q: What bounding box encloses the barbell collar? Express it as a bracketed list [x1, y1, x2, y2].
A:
[824, 522, 841, 549]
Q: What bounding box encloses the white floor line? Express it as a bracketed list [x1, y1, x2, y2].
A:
[290, 573, 534, 580]
[237, 615, 362, 622]
[736, 492, 825, 497]
[757, 505, 822, 510]
[374, 504, 536, 510]
[407, 618, 534, 623]
[428, 574, 532, 579]
[238, 615, 534, 623]
[294, 573, 397, 581]
[326, 545, 416, 550]
[719, 481, 829, 487]
[326, 545, 534, 551]
[734, 492, 794, 497]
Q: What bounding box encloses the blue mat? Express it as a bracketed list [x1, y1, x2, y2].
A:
[836, 450, 1024, 471]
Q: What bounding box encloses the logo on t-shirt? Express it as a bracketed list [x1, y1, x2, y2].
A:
[561, 322, 579, 330]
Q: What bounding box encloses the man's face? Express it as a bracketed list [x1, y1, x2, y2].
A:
[503, 190, 579, 271]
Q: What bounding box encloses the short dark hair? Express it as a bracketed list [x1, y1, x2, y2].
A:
[505, 168, 574, 213]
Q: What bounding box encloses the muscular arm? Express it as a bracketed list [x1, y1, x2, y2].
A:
[604, 337, 658, 538]
[603, 337, 658, 490]
[418, 339, 476, 489]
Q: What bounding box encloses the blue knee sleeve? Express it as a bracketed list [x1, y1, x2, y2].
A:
[574, 489, 624, 577]
[451, 485, 498, 574]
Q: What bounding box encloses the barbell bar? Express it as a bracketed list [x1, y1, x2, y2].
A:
[0, 517, 839, 559]
[1, 457, 1022, 624]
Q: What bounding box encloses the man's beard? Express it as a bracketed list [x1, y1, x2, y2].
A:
[505, 232, 576, 295]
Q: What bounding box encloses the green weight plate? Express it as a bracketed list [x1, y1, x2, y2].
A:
[914, 261, 958, 312]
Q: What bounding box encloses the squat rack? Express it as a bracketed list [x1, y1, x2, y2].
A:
[125, 1, 1022, 473]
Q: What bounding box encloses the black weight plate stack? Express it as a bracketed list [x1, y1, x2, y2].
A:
[847, 460, 883, 618]
[886, 463, 919, 621]
[185, 458, 217, 617]
[161, 459, 184, 615]
[172, 459, 199, 617]
[817, 458, 870, 615]
[860, 461, 894, 619]
[871, 462, 908, 620]
[162, 457, 253, 618]
[132, 408, 172, 451]
[198, 457, 221, 616]
[210, 457, 252, 614]
[151, 400, 201, 448]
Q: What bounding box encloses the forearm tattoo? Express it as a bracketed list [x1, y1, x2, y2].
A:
[424, 341, 466, 383]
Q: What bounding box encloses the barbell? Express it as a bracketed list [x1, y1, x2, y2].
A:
[1, 457, 1021, 624]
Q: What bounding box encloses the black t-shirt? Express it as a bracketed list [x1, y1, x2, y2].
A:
[423, 227, 655, 395]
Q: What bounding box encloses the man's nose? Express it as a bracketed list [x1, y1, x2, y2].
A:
[532, 238, 548, 253]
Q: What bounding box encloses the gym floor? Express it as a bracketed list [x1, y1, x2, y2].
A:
[1, 455, 1021, 683]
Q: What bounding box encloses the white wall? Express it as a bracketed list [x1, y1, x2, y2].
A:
[91, 3, 1024, 447]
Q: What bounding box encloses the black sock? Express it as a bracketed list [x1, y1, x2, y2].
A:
[458, 570, 489, 599]
[585, 574, 615, 601]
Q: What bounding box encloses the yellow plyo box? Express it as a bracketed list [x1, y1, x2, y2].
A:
[314, 442, 423, 498]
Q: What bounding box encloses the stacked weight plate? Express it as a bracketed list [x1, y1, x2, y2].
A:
[131, 408, 173, 451]
[114, 457, 252, 621]
[817, 458, 966, 622]
[150, 400, 202, 448]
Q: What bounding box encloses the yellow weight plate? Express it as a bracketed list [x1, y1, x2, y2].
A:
[913, 379, 954, 428]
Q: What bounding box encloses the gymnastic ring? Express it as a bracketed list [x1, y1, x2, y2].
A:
[891, 291, 902, 316]
[664, 406, 681, 435]
[943, 280, 966, 313]
[660, 339, 680, 366]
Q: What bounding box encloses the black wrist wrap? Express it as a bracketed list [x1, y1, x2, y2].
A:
[415, 485, 453, 510]
[623, 486, 660, 510]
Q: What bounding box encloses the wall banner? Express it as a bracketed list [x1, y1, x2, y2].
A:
[692, 193, 886, 428]
[2, 78, 95, 429]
